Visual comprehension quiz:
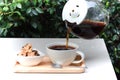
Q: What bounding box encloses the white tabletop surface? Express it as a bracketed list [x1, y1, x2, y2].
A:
[0, 38, 117, 80]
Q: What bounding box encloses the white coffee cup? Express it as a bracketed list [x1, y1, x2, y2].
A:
[46, 42, 84, 66]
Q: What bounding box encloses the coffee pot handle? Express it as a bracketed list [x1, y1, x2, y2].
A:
[72, 51, 85, 64]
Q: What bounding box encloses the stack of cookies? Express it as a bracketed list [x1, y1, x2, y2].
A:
[17, 43, 39, 57]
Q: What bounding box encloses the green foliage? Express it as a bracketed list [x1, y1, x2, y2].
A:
[0, 0, 67, 37]
[100, 0, 120, 77]
[0, 0, 120, 78]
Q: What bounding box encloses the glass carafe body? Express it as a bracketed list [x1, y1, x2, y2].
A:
[66, 0, 109, 39]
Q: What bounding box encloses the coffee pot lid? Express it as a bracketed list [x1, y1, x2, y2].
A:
[62, 0, 88, 24]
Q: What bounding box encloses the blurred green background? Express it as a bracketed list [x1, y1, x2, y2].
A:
[0, 0, 120, 79]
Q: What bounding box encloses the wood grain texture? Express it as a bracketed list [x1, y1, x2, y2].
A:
[14, 56, 85, 73]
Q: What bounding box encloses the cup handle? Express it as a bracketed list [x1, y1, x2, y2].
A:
[72, 51, 85, 64]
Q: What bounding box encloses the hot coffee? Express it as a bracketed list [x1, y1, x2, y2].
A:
[66, 20, 106, 39]
[49, 45, 75, 50]
[47, 42, 84, 66]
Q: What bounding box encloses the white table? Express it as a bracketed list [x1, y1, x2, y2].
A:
[0, 38, 117, 80]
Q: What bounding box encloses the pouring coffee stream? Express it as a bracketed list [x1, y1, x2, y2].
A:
[63, 0, 88, 49]
[65, 22, 71, 49]
[51, 0, 109, 68]
[62, 0, 109, 48]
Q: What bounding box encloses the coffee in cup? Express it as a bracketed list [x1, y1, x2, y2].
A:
[48, 45, 75, 50]
[46, 42, 84, 66]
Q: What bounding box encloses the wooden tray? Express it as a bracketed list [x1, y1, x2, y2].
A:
[14, 56, 85, 73]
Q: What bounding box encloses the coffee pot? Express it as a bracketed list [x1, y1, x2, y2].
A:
[62, 0, 109, 39]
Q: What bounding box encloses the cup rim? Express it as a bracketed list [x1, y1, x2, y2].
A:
[46, 42, 79, 51]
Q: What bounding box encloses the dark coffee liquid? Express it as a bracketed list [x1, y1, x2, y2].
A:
[66, 27, 70, 49]
[49, 45, 75, 50]
[66, 20, 106, 39]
